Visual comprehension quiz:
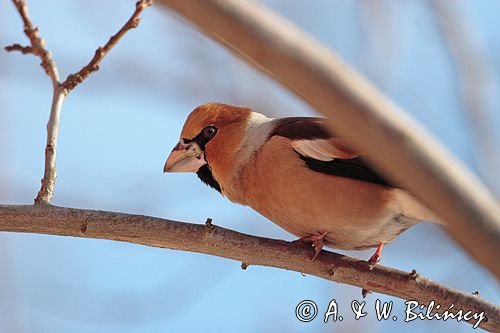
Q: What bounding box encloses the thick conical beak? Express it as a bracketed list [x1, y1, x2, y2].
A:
[163, 140, 206, 173]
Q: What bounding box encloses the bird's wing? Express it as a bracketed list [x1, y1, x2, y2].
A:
[291, 138, 357, 161]
[270, 117, 394, 187]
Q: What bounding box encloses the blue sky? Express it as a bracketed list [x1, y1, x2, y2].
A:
[1, 1, 499, 332]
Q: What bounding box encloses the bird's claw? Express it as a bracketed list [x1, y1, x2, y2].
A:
[295, 231, 329, 261]
[368, 252, 381, 265]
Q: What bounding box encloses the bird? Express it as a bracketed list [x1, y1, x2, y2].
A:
[163, 103, 443, 265]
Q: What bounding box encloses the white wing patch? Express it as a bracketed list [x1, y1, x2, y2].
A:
[292, 139, 338, 161]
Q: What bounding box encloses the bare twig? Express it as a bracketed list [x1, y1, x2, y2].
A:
[5, 0, 59, 87]
[5, 0, 152, 204]
[0, 204, 498, 331]
[34, 86, 66, 205]
[5, 0, 63, 204]
[156, 0, 500, 278]
[5, 43, 37, 55]
[62, 0, 154, 91]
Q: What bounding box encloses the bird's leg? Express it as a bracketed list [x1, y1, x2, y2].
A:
[368, 242, 384, 266]
[294, 230, 329, 261]
[362, 242, 385, 298]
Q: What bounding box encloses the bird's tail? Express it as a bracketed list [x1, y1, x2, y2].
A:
[393, 189, 445, 225]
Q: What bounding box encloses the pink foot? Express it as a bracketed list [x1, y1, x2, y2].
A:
[362, 242, 385, 297]
[368, 242, 384, 266]
[295, 231, 329, 261]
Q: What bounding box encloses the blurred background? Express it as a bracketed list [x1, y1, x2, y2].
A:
[1, 0, 499, 332]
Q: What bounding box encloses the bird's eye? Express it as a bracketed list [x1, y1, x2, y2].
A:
[202, 126, 217, 139]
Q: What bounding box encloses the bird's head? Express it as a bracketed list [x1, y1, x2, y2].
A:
[164, 103, 254, 191]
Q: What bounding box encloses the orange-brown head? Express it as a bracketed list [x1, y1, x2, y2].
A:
[163, 103, 254, 193]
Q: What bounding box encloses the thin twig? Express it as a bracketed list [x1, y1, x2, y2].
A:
[5, 0, 63, 204]
[5, 0, 153, 204]
[5, 0, 59, 87]
[156, 0, 500, 278]
[5, 43, 37, 55]
[61, 0, 154, 91]
[0, 204, 498, 332]
[35, 86, 66, 205]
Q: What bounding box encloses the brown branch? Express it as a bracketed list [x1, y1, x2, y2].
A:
[156, 0, 500, 278]
[5, 0, 152, 204]
[61, 0, 154, 91]
[0, 204, 498, 331]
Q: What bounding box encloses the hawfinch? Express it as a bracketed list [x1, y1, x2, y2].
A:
[164, 103, 442, 263]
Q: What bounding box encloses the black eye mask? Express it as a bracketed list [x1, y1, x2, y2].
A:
[184, 126, 222, 193]
[183, 126, 218, 151]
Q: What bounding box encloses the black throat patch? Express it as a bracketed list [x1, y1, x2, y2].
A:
[196, 164, 222, 193]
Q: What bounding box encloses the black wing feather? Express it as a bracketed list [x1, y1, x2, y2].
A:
[270, 117, 331, 140]
[271, 117, 394, 188]
[298, 154, 393, 187]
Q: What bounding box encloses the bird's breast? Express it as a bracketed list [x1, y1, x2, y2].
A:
[220, 136, 416, 250]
